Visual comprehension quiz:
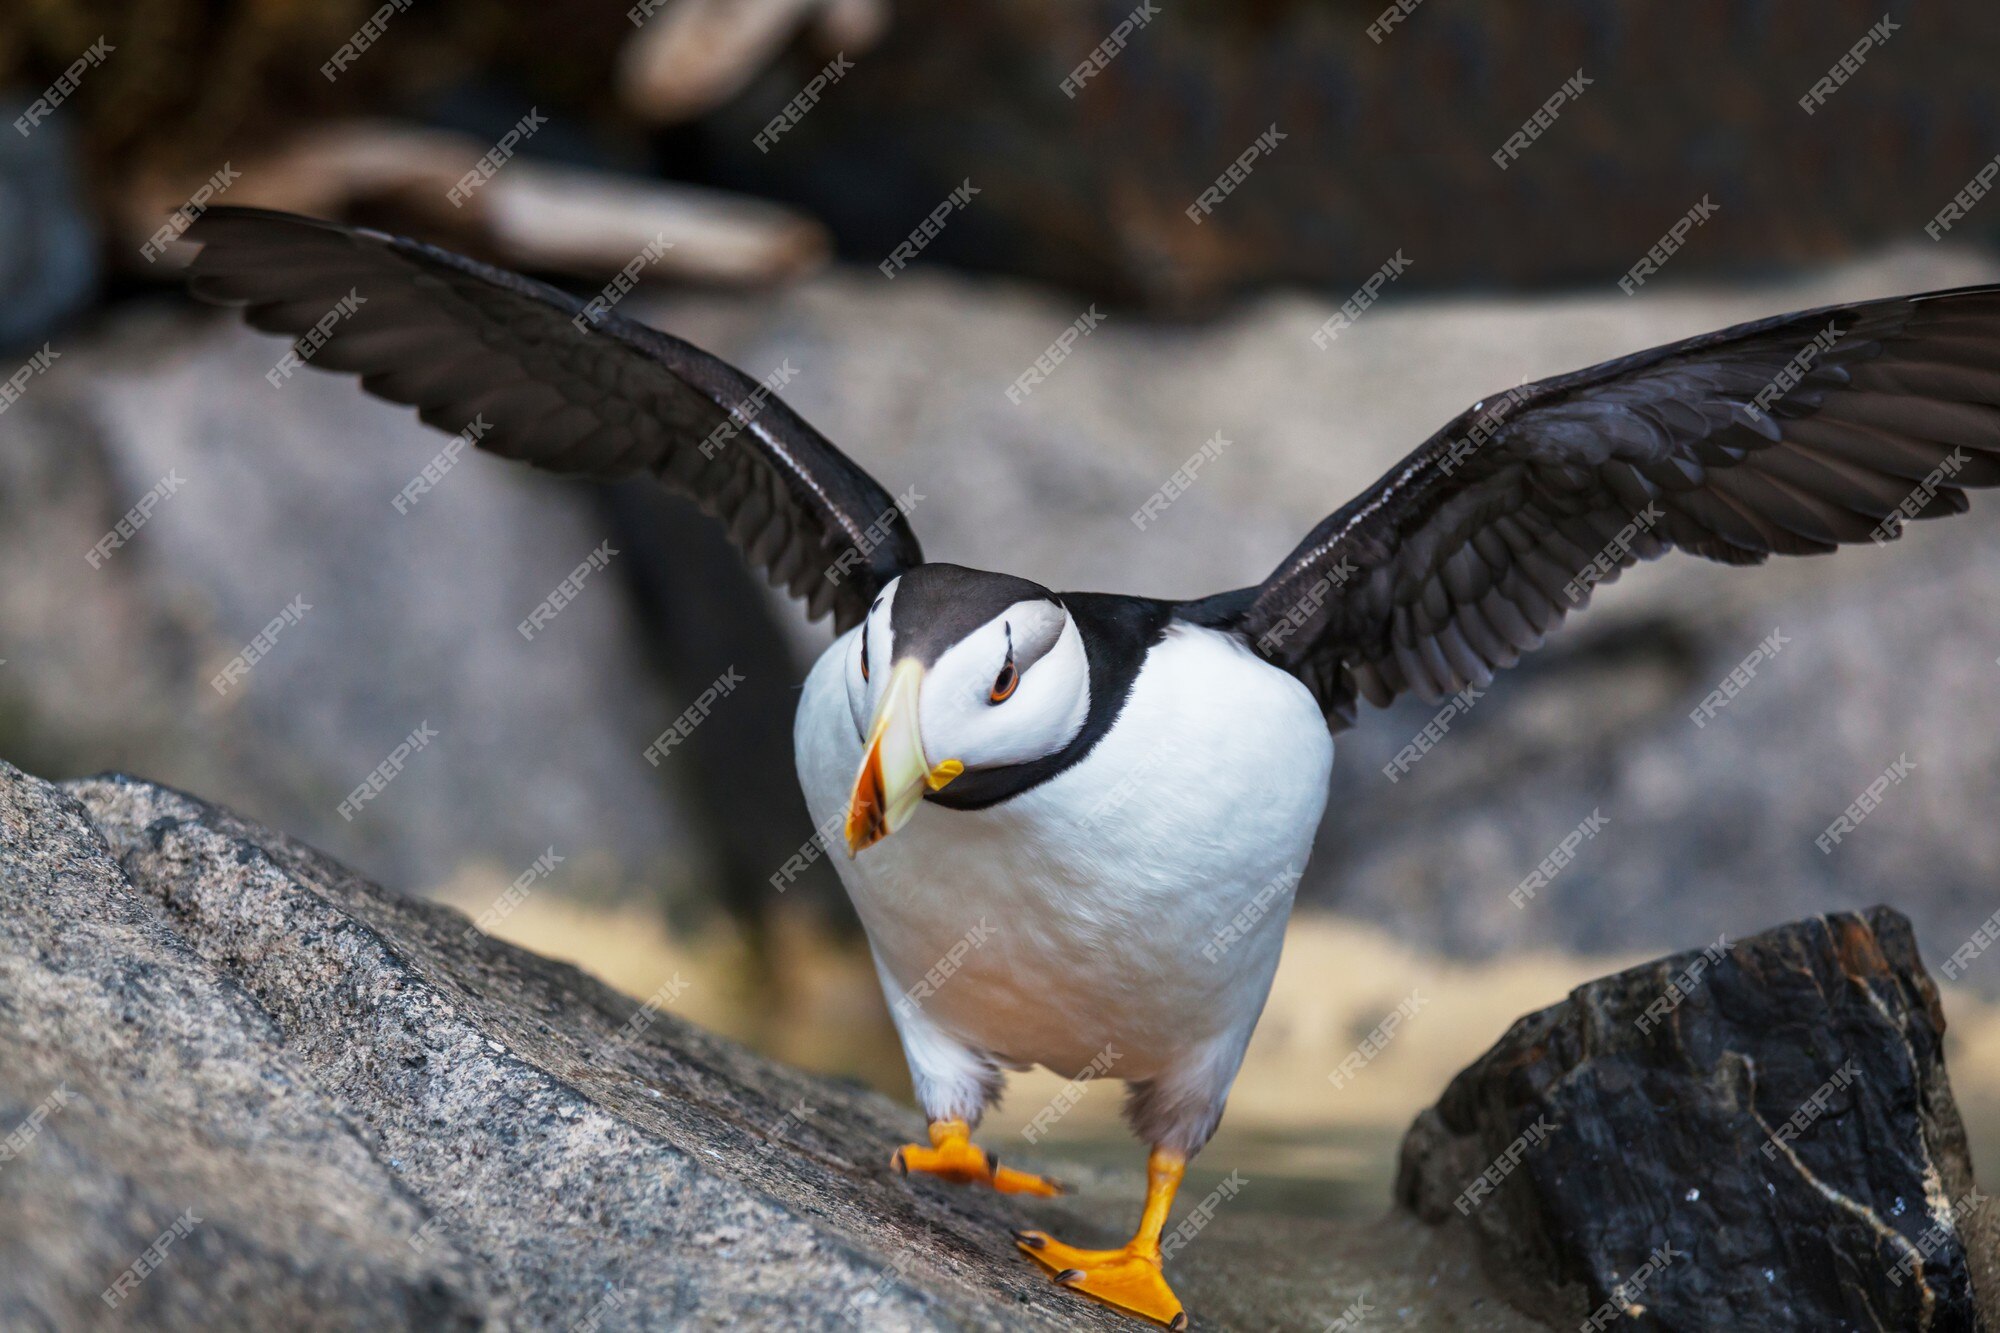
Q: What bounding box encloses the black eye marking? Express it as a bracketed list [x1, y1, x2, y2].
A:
[989, 623, 1018, 704]
[860, 620, 871, 682]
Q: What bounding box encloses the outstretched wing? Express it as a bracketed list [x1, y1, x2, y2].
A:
[1222, 286, 2000, 725]
[184, 206, 921, 630]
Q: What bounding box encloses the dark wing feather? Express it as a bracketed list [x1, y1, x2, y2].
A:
[183, 206, 921, 630]
[1223, 286, 2000, 724]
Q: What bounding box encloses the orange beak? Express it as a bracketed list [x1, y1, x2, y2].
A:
[846, 659, 963, 856]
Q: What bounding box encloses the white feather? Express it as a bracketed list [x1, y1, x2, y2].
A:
[797, 619, 1333, 1151]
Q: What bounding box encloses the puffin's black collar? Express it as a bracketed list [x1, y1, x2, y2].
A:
[923, 593, 1181, 811]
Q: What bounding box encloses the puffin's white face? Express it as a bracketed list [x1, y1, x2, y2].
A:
[843, 573, 1091, 854]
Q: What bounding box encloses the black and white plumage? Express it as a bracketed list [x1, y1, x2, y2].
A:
[185, 207, 2000, 1328]
[1237, 292, 2000, 720]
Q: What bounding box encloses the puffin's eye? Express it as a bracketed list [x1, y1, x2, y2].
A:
[989, 655, 1018, 704]
[860, 622, 871, 682]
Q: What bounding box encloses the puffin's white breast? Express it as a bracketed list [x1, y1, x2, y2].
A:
[796, 621, 1333, 1082]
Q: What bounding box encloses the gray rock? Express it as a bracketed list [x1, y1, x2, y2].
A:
[0, 763, 492, 1331]
[0, 308, 707, 903]
[0, 759, 1539, 1331]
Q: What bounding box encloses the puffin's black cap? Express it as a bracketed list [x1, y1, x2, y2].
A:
[886, 563, 1056, 665]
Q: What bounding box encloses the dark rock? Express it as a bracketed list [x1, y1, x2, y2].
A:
[0, 90, 97, 351]
[1396, 907, 1996, 1332]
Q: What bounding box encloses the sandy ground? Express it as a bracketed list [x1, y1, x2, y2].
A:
[441, 871, 2000, 1222]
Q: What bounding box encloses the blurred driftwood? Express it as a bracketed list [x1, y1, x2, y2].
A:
[618, 0, 887, 124]
[130, 122, 827, 283]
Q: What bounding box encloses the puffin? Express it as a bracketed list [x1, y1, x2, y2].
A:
[184, 207, 2000, 1329]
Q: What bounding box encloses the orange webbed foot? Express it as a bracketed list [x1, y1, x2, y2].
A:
[1014, 1146, 1190, 1329]
[1015, 1230, 1187, 1328]
[890, 1119, 1064, 1197]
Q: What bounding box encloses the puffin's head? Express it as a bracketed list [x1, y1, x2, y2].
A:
[843, 563, 1090, 855]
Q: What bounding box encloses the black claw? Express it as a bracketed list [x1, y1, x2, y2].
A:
[892, 1150, 908, 1176]
[987, 1153, 1001, 1176]
[1013, 1230, 1045, 1249]
[1054, 1268, 1084, 1286]
[1169, 1314, 1189, 1331]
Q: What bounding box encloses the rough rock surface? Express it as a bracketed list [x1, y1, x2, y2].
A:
[11, 757, 1992, 1330]
[2, 762, 1058, 1330]
[1396, 907, 1998, 1332]
[0, 760, 1539, 1331]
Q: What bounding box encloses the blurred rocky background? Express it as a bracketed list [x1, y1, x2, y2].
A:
[6, 0, 2000, 1241]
